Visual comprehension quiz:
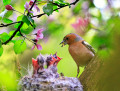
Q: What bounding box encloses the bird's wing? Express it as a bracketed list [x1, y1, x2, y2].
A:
[82, 41, 96, 54]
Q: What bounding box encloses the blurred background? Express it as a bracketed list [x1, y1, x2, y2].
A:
[0, 0, 120, 90]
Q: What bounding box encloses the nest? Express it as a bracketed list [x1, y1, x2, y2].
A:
[19, 53, 83, 91]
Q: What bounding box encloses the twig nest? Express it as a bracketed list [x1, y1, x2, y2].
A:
[21, 76, 83, 91]
[19, 53, 83, 91]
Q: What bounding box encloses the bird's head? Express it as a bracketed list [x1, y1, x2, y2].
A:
[60, 33, 83, 47]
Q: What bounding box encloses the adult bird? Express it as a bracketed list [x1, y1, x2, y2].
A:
[60, 33, 95, 77]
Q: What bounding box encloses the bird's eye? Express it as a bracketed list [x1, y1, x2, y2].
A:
[66, 37, 69, 40]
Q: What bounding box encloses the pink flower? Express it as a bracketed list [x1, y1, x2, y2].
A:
[34, 5, 40, 12]
[31, 28, 44, 50]
[32, 39, 42, 50]
[5, 5, 13, 11]
[24, 2, 29, 10]
[72, 18, 89, 35]
[24, 0, 40, 13]
[24, 2, 33, 13]
[29, 0, 40, 12]
[35, 28, 44, 40]
[32, 44, 42, 50]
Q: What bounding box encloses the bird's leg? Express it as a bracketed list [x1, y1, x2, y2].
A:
[76, 66, 80, 78]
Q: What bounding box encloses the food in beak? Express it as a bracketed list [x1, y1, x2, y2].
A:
[60, 41, 66, 47]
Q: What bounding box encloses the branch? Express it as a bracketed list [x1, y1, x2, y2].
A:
[0, 21, 21, 27]
[2, 22, 23, 45]
[1, 0, 79, 45]
[19, 29, 35, 44]
[2, 0, 37, 45]
[52, 3, 63, 7]
[32, 0, 79, 18]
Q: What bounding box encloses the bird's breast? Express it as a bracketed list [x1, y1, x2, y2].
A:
[68, 41, 94, 66]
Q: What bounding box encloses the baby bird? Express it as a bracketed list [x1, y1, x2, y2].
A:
[60, 33, 95, 77]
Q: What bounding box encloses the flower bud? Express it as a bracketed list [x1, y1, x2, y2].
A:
[29, 1, 34, 5]
[5, 5, 13, 10]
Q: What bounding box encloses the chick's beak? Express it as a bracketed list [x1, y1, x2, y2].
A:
[60, 40, 67, 47]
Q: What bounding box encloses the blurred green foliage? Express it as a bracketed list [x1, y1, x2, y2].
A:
[0, 0, 120, 90]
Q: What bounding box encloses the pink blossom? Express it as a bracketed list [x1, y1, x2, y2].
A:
[24, 0, 40, 13]
[34, 5, 40, 12]
[29, 0, 40, 12]
[36, 44, 42, 50]
[24, 2, 29, 10]
[24, 2, 33, 13]
[72, 18, 89, 35]
[35, 28, 44, 40]
[5, 5, 13, 11]
[31, 28, 44, 50]
[32, 44, 42, 50]
[32, 39, 42, 50]
[32, 45, 35, 50]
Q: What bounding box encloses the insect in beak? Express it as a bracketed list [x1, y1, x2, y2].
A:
[59, 40, 67, 47]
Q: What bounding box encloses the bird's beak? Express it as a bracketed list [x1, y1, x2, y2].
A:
[60, 40, 67, 47]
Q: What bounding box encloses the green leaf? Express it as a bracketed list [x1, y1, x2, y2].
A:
[53, 6, 59, 12]
[21, 25, 34, 34]
[17, 15, 24, 21]
[3, 18, 13, 23]
[0, 40, 2, 48]
[54, 1, 60, 4]
[0, 32, 10, 42]
[28, 16, 36, 29]
[9, 30, 19, 37]
[21, 23, 29, 30]
[3, 0, 11, 5]
[4, 10, 13, 18]
[9, 30, 14, 36]
[66, 3, 71, 8]
[14, 23, 21, 28]
[43, 3, 53, 16]
[22, 16, 30, 25]
[0, 46, 3, 56]
[73, 2, 81, 14]
[58, 0, 64, 3]
[28, 16, 34, 24]
[14, 40, 27, 54]
[11, 40, 16, 43]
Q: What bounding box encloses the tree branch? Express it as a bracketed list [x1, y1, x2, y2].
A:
[2, 21, 24, 45]
[1, 0, 79, 45]
[32, 0, 79, 18]
[52, 3, 63, 7]
[0, 21, 21, 27]
[2, 0, 37, 45]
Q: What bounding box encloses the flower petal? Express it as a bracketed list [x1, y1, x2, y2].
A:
[37, 28, 44, 33]
[24, 2, 29, 10]
[71, 23, 79, 30]
[36, 44, 42, 50]
[34, 5, 40, 12]
[37, 33, 44, 39]
[31, 45, 35, 50]
[28, 10, 34, 13]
